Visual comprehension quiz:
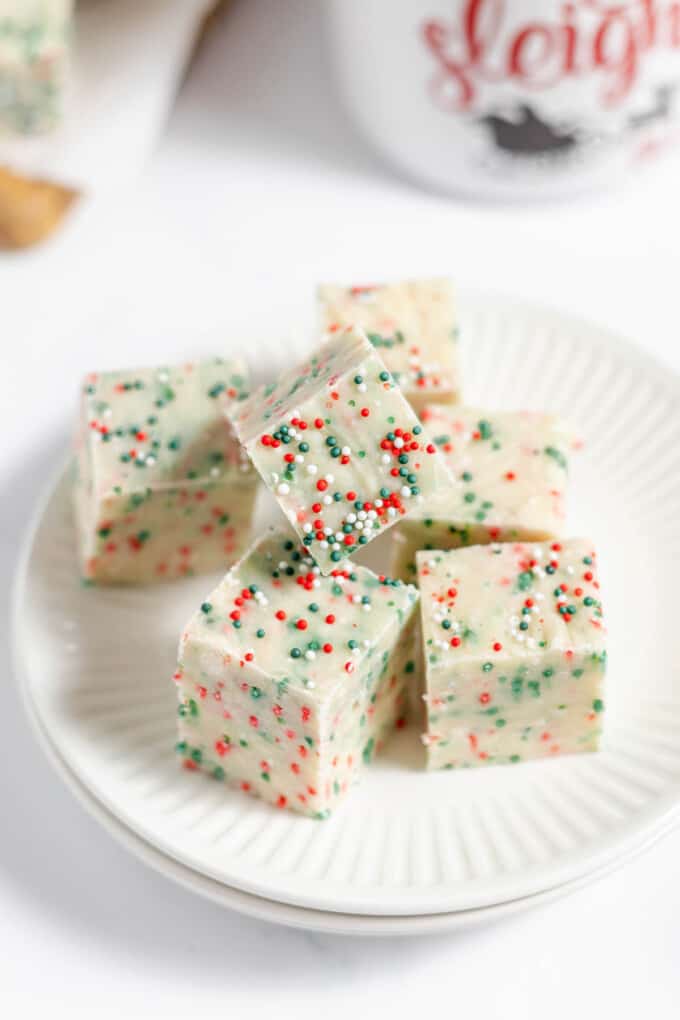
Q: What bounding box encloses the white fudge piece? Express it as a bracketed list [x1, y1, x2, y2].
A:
[73, 357, 258, 584]
[318, 278, 460, 414]
[418, 539, 606, 769]
[0, 0, 72, 135]
[227, 325, 453, 575]
[175, 528, 419, 817]
[392, 406, 572, 581]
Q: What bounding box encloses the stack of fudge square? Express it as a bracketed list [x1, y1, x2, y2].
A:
[74, 279, 606, 820]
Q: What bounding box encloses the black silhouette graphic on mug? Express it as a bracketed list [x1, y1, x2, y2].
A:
[628, 83, 678, 130]
[480, 104, 578, 156]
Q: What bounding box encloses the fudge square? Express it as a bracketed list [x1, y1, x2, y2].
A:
[418, 539, 606, 770]
[0, 0, 73, 135]
[318, 279, 460, 414]
[227, 325, 453, 575]
[73, 358, 258, 584]
[391, 406, 572, 581]
[174, 528, 419, 818]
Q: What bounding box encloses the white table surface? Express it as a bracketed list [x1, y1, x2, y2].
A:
[2, 1, 679, 1016]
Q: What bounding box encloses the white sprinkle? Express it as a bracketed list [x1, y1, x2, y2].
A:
[401, 485, 412, 497]
[277, 483, 290, 495]
[324, 526, 333, 536]
[325, 474, 334, 483]
[305, 650, 316, 661]
[381, 454, 391, 465]
[320, 540, 329, 549]
[295, 454, 304, 463]
[346, 513, 357, 524]
[323, 495, 332, 505]
[306, 464, 317, 475]
[303, 523, 312, 533]
[341, 446, 351, 455]
[394, 437, 404, 448]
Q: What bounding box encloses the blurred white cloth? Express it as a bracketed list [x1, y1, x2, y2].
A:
[0, 0, 214, 189]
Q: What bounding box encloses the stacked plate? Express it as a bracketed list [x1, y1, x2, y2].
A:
[13, 293, 680, 935]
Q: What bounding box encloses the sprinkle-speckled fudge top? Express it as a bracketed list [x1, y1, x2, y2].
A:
[227, 326, 454, 572]
[229, 326, 378, 446]
[416, 406, 573, 532]
[317, 278, 459, 402]
[80, 358, 253, 496]
[417, 539, 605, 674]
[181, 529, 419, 696]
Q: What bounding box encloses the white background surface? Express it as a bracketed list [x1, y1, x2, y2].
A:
[1, 1, 679, 1016]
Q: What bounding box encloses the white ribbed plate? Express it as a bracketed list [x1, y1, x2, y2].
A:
[14, 292, 680, 916]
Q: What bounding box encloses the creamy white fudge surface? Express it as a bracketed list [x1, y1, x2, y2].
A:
[318, 279, 460, 414]
[417, 539, 606, 770]
[391, 406, 572, 581]
[0, 0, 72, 134]
[175, 528, 419, 818]
[228, 325, 454, 575]
[73, 358, 258, 584]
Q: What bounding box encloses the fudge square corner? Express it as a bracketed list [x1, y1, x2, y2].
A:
[417, 539, 606, 770]
[174, 528, 420, 818]
[227, 325, 454, 574]
[73, 358, 258, 584]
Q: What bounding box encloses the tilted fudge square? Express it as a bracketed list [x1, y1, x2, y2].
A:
[73, 358, 258, 584]
[175, 528, 419, 818]
[391, 406, 572, 581]
[418, 539, 606, 770]
[0, 0, 73, 135]
[318, 278, 460, 414]
[227, 325, 453, 575]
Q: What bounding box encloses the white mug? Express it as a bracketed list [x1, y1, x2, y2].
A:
[327, 0, 680, 199]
